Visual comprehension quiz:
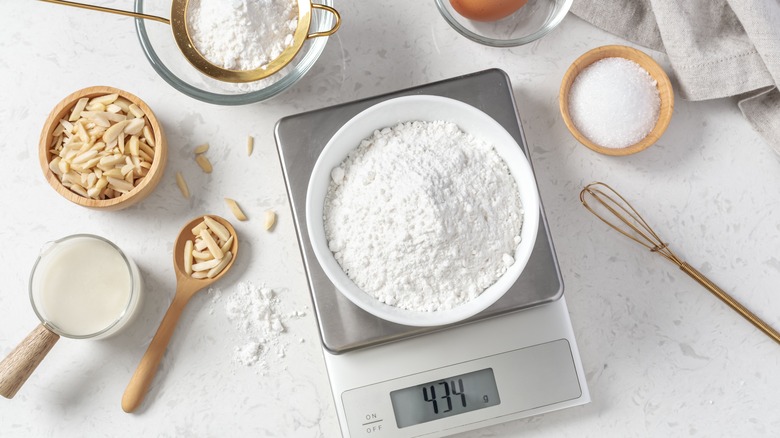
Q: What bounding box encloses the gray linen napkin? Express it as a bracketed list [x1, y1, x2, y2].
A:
[571, 0, 780, 153]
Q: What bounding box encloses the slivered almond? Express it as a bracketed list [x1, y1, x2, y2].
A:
[124, 118, 144, 135]
[207, 251, 232, 278]
[184, 240, 194, 275]
[129, 135, 139, 156]
[176, 172, 190, 199]
[247, 136, 254, 156]
[192, 250, 213, 260]
[58, 159, 70, 174]
[219, 235, 234, 254]
[194, 143, 209, 154]
[103, 168, 123, 179]
[76, 121, 90, 144]
[191, 258, 222, 272]
[143, 125, 155, 147]
[195, 154, 212, 173]
[85, 102, 106, 112]
[49, 157, 63, 175]
[90, 94, 119, 105]
[102, 120, 130, 143]
[59, 118, 74, 133]
[107, 176, 133, 192]
[199, 229, 223, 259]
[264, 210, 276, 231]
[192, 221, 208, 235]
[204, 216, 230, 241]
[72, 149, 98, 165]
[70, 184, 88, 197]
[113, 97, 131, 113]
[69, 98, 89, 122]
[139, 142, 155, 159]
[224, 198, 247, 221]
[128, 104, 145, 118]
[94, 176, 108, 192]
[138, 148, 153, 163]
[99, 154, 126, 167]
[121, 163, 134, 176]
[91, 114, 111, 128]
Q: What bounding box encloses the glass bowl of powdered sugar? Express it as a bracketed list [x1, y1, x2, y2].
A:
[133, 0, 336, 105]
[306, 96, 541, 327]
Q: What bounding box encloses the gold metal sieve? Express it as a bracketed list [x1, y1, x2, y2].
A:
[39, 0, 341, 83]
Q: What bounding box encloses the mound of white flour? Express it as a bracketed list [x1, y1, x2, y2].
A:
[324, 121, 524, 312]
[188, 0, 298, 71]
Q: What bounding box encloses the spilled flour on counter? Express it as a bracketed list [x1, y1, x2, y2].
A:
[324, 121, 524, 312]
[209, 283, 306, 373]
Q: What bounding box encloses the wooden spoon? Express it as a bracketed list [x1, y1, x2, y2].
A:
[121, 215, 238, 413]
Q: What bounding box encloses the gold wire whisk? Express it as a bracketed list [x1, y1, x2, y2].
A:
[580, 182, 780, 346]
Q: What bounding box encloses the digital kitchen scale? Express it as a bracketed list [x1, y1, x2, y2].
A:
[275, 69, 590, 437]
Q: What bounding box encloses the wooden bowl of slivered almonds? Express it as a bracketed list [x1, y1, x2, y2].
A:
[39, 86, 167, 210]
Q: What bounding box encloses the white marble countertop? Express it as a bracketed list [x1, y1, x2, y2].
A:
[2, 1, 779, 437]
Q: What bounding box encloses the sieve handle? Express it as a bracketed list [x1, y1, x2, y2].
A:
[38, 0, 170, 25]
[308, 4, 341, 39]
[0, 324, 60, 399]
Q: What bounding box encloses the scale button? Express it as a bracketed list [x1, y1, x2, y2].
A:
[361, 413, 384, 435]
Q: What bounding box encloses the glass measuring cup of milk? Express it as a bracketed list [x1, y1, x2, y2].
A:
[30, 234, 142, 338]
[0, 234, 142, 399]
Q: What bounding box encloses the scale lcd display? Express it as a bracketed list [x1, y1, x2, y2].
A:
[390, 368, 501, 428]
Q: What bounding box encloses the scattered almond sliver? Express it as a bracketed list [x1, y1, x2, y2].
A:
[247, 136, 254, 156]
[194, 143, 209, 154]
[264, 210, 276, 231]
[185, 216, 234, 279]
[195, 154, 213, 173]
[224, 198, 247, 221]
[176, 172, 190, 199]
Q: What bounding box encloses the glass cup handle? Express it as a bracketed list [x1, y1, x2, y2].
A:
[0, 324, 60, 399]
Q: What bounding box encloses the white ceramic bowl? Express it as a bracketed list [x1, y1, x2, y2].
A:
[306, 95, 540, 326]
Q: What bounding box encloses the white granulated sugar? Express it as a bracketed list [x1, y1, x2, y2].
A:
[324, 121, 524, 312]
[211, 283, 305, 372]
[568, 57, 661, 149]
[187, 0, 298, 71]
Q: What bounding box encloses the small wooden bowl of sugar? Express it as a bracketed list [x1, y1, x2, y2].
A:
[39, 86, 167, 210]
[559, 45, 674, 156]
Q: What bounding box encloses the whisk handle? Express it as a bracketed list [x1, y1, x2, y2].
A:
[680, 262, 780, 345]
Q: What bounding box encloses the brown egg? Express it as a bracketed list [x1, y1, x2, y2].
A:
[450, 0, 528, 22]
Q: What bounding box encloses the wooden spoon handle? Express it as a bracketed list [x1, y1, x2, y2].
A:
[0, 324, 60, 399]
[121, 293, 188, 412]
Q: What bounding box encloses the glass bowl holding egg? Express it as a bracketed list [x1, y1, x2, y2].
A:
[435, 0, 572, 47]
[133, 0, 338, 105]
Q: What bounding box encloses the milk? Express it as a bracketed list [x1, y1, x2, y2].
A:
[31, 235, 140, 338]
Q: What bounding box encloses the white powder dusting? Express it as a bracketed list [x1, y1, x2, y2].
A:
[568, 57, 661, 149]
[324, 121, 524, 313]
[187, 0, 298, 71]
[209, 283, 305, 372]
